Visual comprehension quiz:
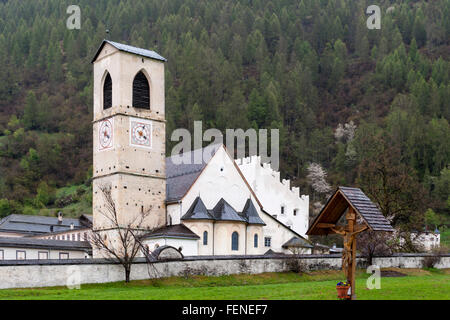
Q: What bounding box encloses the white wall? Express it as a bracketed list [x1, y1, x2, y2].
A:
[260, 211, 311, 254]
[182, 147, 253, 217]
[178, 146, 300, 256]
[237, 155, 309, 237]
[1, 254, 448, 289]
[143, 237, 198, 256]
[0, 247, 89, 260]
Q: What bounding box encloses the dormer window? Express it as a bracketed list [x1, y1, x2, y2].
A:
[103, 73, 112, 109]
[133, 71, 150, 109]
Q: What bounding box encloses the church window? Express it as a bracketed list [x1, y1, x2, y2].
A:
[231, 232, 239, 251]
[281, 206, 285, 214]
[264, 237, 271, 247]
[203, 231, 208, 245]
[133, 71, 150, 109]
[103, 72, 112, 109]
[293, 209, 298, 216]
[254, 234, 258, 248]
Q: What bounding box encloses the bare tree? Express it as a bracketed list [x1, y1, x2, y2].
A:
[90, 184, 161, 282]
[357, 231, 393, 265]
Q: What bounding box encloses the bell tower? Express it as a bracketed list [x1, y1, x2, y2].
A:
[91, 40, 167, 257]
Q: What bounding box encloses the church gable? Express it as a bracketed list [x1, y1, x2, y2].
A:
[180, 145, 261, 215]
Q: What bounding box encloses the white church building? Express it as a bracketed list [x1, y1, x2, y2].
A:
[0, 40, 312, 260]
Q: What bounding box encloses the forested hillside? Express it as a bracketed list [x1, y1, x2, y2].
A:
[0, 0, 449, 233]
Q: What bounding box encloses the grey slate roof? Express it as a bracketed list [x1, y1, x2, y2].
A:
[307, 186, 394, 235]
[182, 197, 214, 220]
[142, 224, 200, 240]
[182, 197, 266, 225]
[92, 40, 167, 63]
[0, 214, 88, 236]
[240, 199, 266, 225]
[0, 237, 91, 251]
[166, 144, 221, 202]
[210, 198, 247, 222]
[282, 237, 314, 249]
[339, 187, 394, 232]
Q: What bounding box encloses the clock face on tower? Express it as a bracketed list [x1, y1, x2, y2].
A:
[130, 117, 152, 149]
[98, 118, 114, 151]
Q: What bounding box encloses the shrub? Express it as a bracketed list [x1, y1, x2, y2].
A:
[285, 256, 307, 274]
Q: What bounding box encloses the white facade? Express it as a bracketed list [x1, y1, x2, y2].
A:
[237, 155, 309, 237]
[0, 247, 89, 260]
[167, 146, 310, 255]
[143, 237, 198, 256]
[413, 232, 441, 251]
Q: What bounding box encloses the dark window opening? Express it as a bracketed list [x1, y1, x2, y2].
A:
[103, 73, 112, 109]
[231, 232, 239, 251]
[133, 71, 150, 109]
[254, 234, 258, 248]
[203, 231, 208, 245]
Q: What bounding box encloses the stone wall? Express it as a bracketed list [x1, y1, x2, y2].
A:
[0, 253, 448, 289]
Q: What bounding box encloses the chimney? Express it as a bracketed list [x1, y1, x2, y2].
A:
[57, 211, 63, 224]
[70, 223, 74, 230]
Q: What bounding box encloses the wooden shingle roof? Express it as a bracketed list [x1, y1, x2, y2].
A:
[307, 186, 394, 235]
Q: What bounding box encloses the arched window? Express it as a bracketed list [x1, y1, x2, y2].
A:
[203, 231, 208, 245]
[254, 234, 258, 248]
[103, 73, 112, 109]
[132, 71, 150, 109]
[231, 232, 239, 251]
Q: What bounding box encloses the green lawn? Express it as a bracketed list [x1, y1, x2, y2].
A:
[1, 269, 448, 300]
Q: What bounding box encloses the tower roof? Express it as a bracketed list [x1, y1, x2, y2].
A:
[91, 40, 167, 63]
[182, 197, 214, 220]
[210, 198, 247, 222]
[240, 199, 266, 225]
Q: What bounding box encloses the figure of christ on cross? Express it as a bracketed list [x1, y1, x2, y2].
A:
[330, 207, 368, 300]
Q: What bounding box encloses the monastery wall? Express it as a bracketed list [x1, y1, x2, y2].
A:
[1, 253, 449, 289]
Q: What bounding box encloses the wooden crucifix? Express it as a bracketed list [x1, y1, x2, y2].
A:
[307, 187, 394, 300]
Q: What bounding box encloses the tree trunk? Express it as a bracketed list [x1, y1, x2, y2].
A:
[125, 265, 131, 283]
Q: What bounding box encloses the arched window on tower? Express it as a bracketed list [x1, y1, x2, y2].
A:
[203, 231, 208, 245]
[231, 232, 239, 251]
[254, 234, 258, 248]
[103, 73, 112, 110]
[132, 71, 150, 109]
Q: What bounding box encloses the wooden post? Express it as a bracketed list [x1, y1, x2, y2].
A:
[346, 207, 356, 300]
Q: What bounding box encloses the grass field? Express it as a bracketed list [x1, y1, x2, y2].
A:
[0, 268, 449, 300]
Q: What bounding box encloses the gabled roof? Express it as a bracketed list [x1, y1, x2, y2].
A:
[282, 236, 314, 249]
[166, 144, 221, 202]
[143, 224, 200, 240]
[181, 197, 214, 220]
[0, 237, 91, 251]
[307, 186, 394, 236]
[210, 198, 247, 222]
[91, 40, 167, 63]
[182, 197, 266, 225]
[0, 214, 87, 236]
[240, 199, 266, 225]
